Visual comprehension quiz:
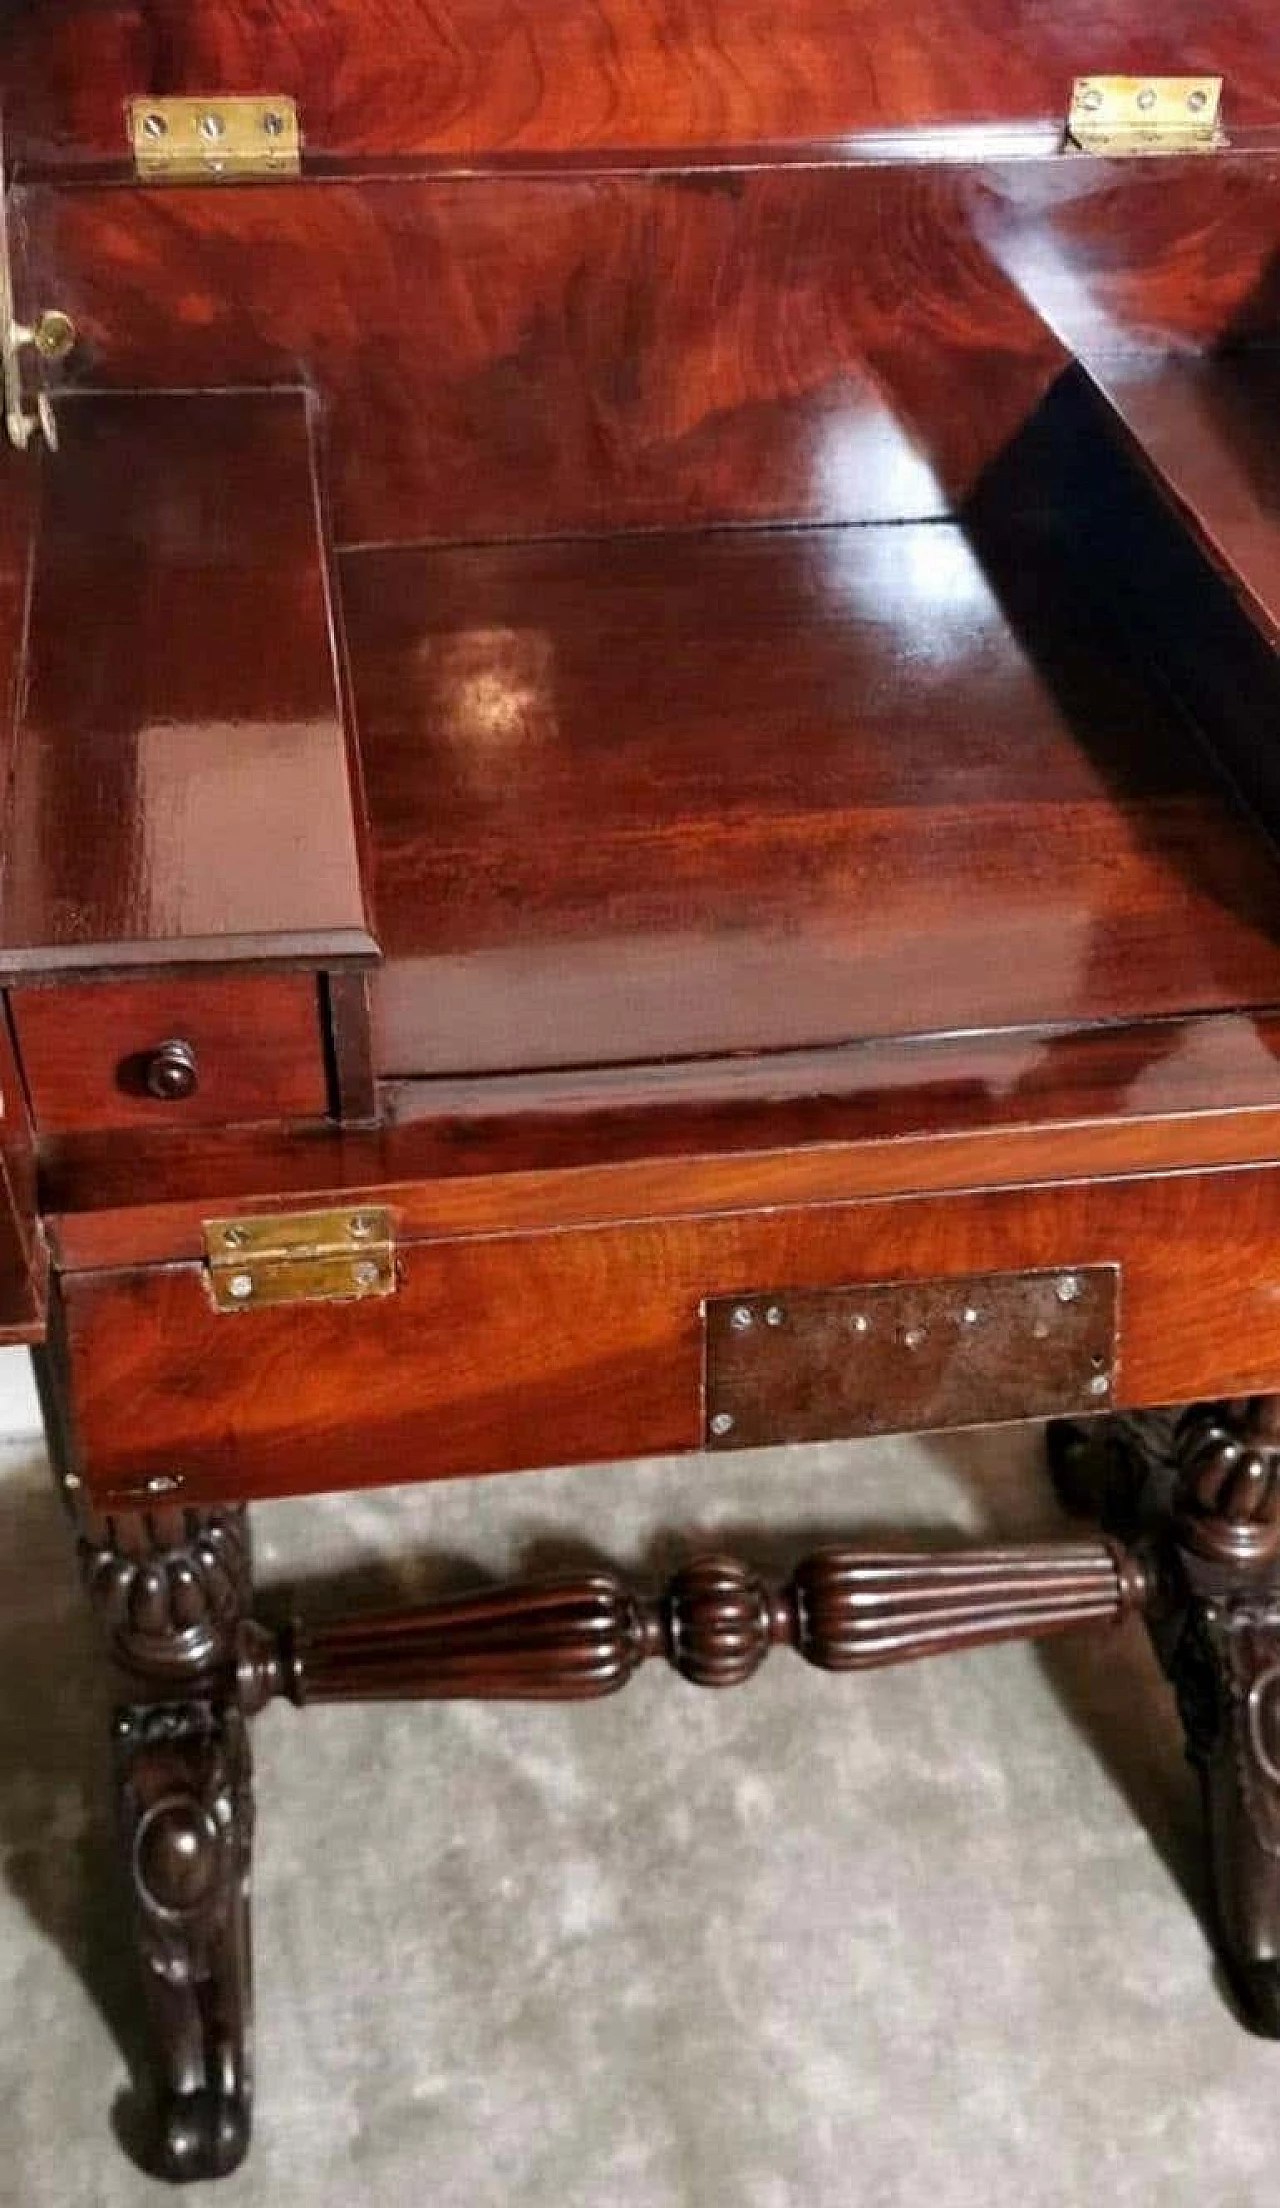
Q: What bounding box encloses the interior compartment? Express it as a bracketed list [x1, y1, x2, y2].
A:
[344, 382, 1280, 1082]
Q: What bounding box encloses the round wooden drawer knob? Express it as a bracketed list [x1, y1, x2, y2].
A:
[144, 1038, 199, 1101]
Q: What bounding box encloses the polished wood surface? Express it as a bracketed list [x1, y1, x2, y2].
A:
[32, 1011, 1280, 1271]
[269, 1539, 1146, 1701]
[57, 1162, 1280, 1504]
[32, 1009, 1280, 1270]
[25, 156, 1280, 550]
[7, 0, 1280, 171]
[0, 1003, 46, 1343]
[0, 444, 34, 814]
[3, 391, 376, 978]
[77, 1503, 256, 2177]
[345, 514, 1280, 1078]
[21, 168, 1055, 543]
[11, 976, 328, 1133]
[1087, 350, 1280, 650]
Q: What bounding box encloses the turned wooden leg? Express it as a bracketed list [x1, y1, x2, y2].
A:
[77, 1505, 256, 2180]
[1163, 1399, 1280, 2035]
[1044, 1409, 1178, 1533]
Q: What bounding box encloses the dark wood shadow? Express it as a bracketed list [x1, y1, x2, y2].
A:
[0, 1458, 157, 2163]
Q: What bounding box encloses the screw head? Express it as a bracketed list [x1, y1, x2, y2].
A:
[1089, 1372, 1110, 1397]
[1055, 1274, 1082, 1304]
[141, 111, 168, 139]
[1136, 85, 1157, 112]
[352, 1260, 380, 1290]
[710, 1411, 734, 1438]
[222, 1224, 249, 1249]
[903, 1325, 927, 1351]
[262, 109, 287, 137]
[1187, 86, 1209, 113]
[850, 1313, 869, 1335]
[961, 1306, 980, 1327]
[349, 1214, 379, 1241]
[730, 1305, 754, 1332]
[63, 1471, 82, 1492]
[765, 1305, 785, 1328]
[227, 1272, 254, 1302]
[1079, 84, 1104, 111]
[199, 111, 227, 140]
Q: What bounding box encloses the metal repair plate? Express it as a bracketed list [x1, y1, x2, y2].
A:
[704, 1266, 1118, 1449]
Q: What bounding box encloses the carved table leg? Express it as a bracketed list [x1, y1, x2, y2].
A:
[78, 1504, 255, 2179]
[1164, 1400, 1280, 2034]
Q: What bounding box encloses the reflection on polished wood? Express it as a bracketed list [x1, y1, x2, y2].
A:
[26, 156, 1280, 551]
[3, 392, 376, 978]
[7, 0, 1280, 169]
[348, 516, 1280, 1077]
[1086, 349, 1280, 649]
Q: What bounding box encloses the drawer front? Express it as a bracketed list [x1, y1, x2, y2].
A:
[11, 975, 329, 1132]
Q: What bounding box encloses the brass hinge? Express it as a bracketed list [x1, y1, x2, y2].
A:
[202, 1206, 396, 1313]
[128, 95, 301, 183]
[1066, 75, 1226, 156]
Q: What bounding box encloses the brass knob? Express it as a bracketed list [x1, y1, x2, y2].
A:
[144, 1038, 199, 1101]
[32, 309, 77, 363]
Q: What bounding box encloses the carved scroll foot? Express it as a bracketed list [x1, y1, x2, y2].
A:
[114, 1701, 254, 2178]
[77, 1506, 256, 2180]
[1165, 1400, 1280, 2036]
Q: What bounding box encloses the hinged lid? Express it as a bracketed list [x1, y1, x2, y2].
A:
[2, 6, 1274, 168]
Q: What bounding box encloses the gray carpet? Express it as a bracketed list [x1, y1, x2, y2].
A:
[1, 1420, 1274, 2207]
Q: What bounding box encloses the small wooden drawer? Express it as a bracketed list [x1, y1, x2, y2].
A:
[10, 975, 329, 1132]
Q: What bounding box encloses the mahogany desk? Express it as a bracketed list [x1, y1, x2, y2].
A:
[5, 4, 1280, 2179]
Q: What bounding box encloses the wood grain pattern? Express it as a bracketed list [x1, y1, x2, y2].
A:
[346, 516, 1280, 1077]
[3, 390, 376, 978]
[57, 1163, 1280, 1505]
[6, 0, 1280, 170]
[35, 1010, 1280, 1271]
[971, 152, 1280, 358]
[22, 156, 1280, 548]
[20, 167, 1063, 544]
[10, 976, 328, 1133]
